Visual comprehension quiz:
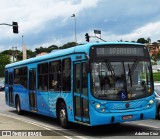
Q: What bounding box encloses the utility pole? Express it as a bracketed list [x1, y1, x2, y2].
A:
[12, 46, 17, 62]
[22, 35, 27, 60]
[71, 14, 77, 43]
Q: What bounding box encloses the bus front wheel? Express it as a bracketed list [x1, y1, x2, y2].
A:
[58, 102, 69, 128]
[16, 97, 23, 115]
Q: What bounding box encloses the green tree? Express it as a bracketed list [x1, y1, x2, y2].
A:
[27, 50, 36, 58]
[152, 51, 160, 62]
[48, 45, 58, 52]
[0, 54, 11, 77]
[35, 45, 58, 54]
[1, 50, 12, 55]
[35, 46, 45, 54]
[137, 38, 149, 44]
[16, 51, 22, 61]
[60, 42, 78, 49]
[157, 52, 160, 60]
[147, 37, 151, 43]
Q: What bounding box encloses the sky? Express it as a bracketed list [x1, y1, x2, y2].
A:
[0, 0, 160, 52]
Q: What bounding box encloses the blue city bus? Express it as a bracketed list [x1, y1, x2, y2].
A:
[5, 42, 156, 128]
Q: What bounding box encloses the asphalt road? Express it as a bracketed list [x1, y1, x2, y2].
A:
[0, 91, 160, 139]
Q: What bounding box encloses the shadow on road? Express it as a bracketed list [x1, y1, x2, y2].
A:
[8, 110, 159, 137]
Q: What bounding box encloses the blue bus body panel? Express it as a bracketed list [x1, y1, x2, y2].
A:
[89, 105, 156, 126]
[36, 92, 49, 115]
[14, 85, 29, 110]
[89, 95, 156, 126]
[48, 92, 74, 120]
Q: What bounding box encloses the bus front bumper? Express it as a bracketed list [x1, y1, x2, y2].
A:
[89, 105, 156, 126]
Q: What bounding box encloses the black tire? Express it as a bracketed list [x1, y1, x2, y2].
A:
[58, 102, 69, 128]
[16, 97, 23, 115]
[157, 106, 160, 119]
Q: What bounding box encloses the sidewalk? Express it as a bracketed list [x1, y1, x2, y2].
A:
[0, 114, 65, 138]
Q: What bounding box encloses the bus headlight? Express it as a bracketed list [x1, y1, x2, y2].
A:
[90, 101, 109, 113]
[144, 99, 154, 109]
[146, 104, 150, 108]
[101, 108, 106, 112]
[149, 99, 153, 104]
[96, 104, 101, 109]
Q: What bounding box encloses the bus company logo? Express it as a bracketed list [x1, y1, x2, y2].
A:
[125, 103, 130, 108]
[2, 131, 11, 136]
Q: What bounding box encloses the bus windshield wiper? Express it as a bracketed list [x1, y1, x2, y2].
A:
[128, 64, 132, 87]
[105, 60, 115, 77]
[128, 60, 139, 87]
[128, 60, 139, 76]
[122, 62, 127, 91]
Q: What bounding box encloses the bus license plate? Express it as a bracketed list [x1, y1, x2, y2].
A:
[122, 115, 133, 120]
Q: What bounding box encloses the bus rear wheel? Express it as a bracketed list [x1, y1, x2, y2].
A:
[58, 102, 69, 128]
[157, 106, 160, 119]
[16, 97, 23, 115]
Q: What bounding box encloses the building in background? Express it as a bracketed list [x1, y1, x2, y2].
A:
[146, 42, 160, 56]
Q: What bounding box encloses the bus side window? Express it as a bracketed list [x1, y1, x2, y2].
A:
[49, 60, 61, 92]
[62, 58, 71, 92]
[75, 64, 80, 93]
[38, 63, 48, 91]
[5, 70, 8, 85]
[82, 63, 88, 96]
[14, 67, 28, 88]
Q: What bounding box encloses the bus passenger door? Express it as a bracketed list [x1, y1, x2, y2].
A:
[8, 72, 14, 106]
[29, 69, 37, 112]
[74, 61, 89, 123]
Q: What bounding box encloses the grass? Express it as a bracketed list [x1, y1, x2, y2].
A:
[153, 72, 160, 82]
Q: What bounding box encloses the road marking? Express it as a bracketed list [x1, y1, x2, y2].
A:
[134, 123, 160, 129]
[125, 122, 160, 129]
[0, 113, 87, 139]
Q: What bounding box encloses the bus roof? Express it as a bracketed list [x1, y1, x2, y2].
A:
[5, 42, 144, 69]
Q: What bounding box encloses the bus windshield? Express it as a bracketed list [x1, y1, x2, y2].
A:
[91, 60, 153, 100]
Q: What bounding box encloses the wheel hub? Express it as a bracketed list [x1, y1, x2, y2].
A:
[60, 109, 66, 121]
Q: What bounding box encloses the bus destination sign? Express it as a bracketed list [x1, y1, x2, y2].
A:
[96, 47, 144, 57]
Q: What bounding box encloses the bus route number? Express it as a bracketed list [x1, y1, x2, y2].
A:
[96, 48, 105, 55]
